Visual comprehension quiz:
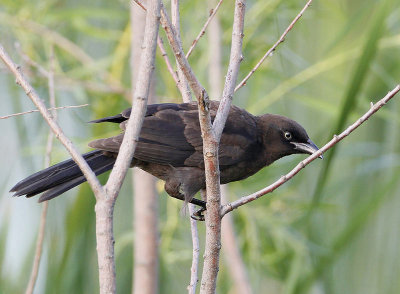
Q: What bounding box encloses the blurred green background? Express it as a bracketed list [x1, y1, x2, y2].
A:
[1, 0, 400, 293]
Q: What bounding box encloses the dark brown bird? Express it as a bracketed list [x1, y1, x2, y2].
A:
[10, 101, 321, 211]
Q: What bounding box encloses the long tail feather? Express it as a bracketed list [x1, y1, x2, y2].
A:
[10, 150, 115, 201]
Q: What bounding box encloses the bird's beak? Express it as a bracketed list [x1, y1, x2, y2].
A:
[292, 139, 323, 159]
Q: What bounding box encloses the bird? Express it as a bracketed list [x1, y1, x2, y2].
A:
[10, 101, 322, 218]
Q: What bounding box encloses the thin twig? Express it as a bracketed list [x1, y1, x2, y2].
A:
[136, 0, 208, 100]
[221, 84, 400, 216]
[132, 0, 147, 11]
[0, 104, 89, 120]
[133, 0, 191, 99]
[234, 0, 313, 92]
[157, 36, 180, 86]
[25, 45, 56, 294]
[186, 0, 224, 59]
[159, 2, 208, 101]
[187, 204, 200, 294]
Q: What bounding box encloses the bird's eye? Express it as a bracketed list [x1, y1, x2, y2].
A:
[284, 131, 292, 140]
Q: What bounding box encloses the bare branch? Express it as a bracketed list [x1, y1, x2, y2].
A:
[234, 0, 313, 92]
[92, 2, 160, 292]
[222, 84, 400, 216]
[200, 1, 246, 293]
[186, 0, 224, 59]
[207, 7, 252, 290]
[159, 2, 208, 101]
[0, 104, 89, 120]
[132, 0, 147, 11]
[187, 204, 200, 294]
[0, 44, 106, 198]
[157, 36, 180, 86]
[212, 0, 245, 139]
[105, 0, 160, 198]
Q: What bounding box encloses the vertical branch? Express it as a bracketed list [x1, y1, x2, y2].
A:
[25, 46, 56, 294]
[95, 0, 160, 293]
[200, 1, 245, 293]
[207, 3, 252, 292]
[131, 3, 159, 293]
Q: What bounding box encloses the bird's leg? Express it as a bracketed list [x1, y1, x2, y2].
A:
[191, 189, 207, 221]
[164, 181, 206, 220]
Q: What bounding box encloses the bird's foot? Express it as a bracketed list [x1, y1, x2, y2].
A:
[191, 207, 206, 221]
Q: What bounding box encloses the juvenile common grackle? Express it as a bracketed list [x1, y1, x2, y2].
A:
[10, 101, 321, 212]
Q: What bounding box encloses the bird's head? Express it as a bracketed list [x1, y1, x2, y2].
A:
[258, 114, 323, 161]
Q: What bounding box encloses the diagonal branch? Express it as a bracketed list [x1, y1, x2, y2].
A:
[0, 44, 106, 199]
[105, 0, 160, 198]
[213, 0, 245, 139]
[159, 2, 208, 102]
[234, 0, 313, 92]
[157, 36, 180, 86]
[185, 0, 224, 59]
[221, 84, 400, 216]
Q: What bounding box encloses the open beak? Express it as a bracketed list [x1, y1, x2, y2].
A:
[292, 139, 323, 159]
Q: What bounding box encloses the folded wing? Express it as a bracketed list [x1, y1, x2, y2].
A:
[88, 102, 260, 168]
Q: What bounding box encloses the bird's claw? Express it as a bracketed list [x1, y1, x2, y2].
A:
[191, 207, 206, 221]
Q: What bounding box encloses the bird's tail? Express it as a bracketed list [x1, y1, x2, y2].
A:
[10, 150, 115, 202]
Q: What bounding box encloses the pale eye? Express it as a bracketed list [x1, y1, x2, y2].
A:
[284, 131, 292, 140]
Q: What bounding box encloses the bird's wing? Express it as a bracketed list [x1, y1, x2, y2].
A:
[88, 102, 260, 167]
